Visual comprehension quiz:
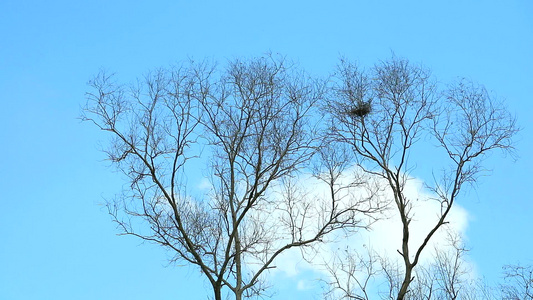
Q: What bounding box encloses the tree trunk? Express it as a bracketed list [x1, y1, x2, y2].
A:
[213, 283, 222, 300]
[234, 229, 243, 300]
[397, 266, 412, 300]
[235, 291, 242, 300]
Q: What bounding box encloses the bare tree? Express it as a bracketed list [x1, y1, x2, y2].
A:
[322, 245, 380, 300]
[82, 55, 380, 300]
[327, 228, 497, 300]
[431, 231, 469, 299]
[401, 260, 533, 300]
[325, 56, 518, 300]
[405, 230, 473, 300]
[500, 264, 533, 299]
[379, 241, 533, 300]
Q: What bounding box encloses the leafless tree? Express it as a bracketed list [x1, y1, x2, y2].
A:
[326, 228, 499, 300]
[322, 245, 380, 300]
[325, 56, 518, 300]
[405, 230, 473, 300]
[379, 236, 533, 300]
[500, 264, 533, 299]
[82, 55, 381, 300]
[432, 231, 469, 299]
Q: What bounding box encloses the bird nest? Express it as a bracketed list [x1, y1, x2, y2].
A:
[348, 101, 371, 117]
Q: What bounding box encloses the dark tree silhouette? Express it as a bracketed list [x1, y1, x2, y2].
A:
[82, 55, 381, 300]
[324, 56, 518, 300]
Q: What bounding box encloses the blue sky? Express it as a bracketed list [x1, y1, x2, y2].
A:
[1, 0, 532, 299]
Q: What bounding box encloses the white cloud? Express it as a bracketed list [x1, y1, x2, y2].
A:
[356, 176, 470, 263]
[297, 279, 314, 291]
[266, 169, 474, 295]
[190, 164, 474, 296]
[197, 177, 212, 191]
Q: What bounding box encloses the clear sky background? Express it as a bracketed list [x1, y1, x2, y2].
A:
[1, 1, 532, 299]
